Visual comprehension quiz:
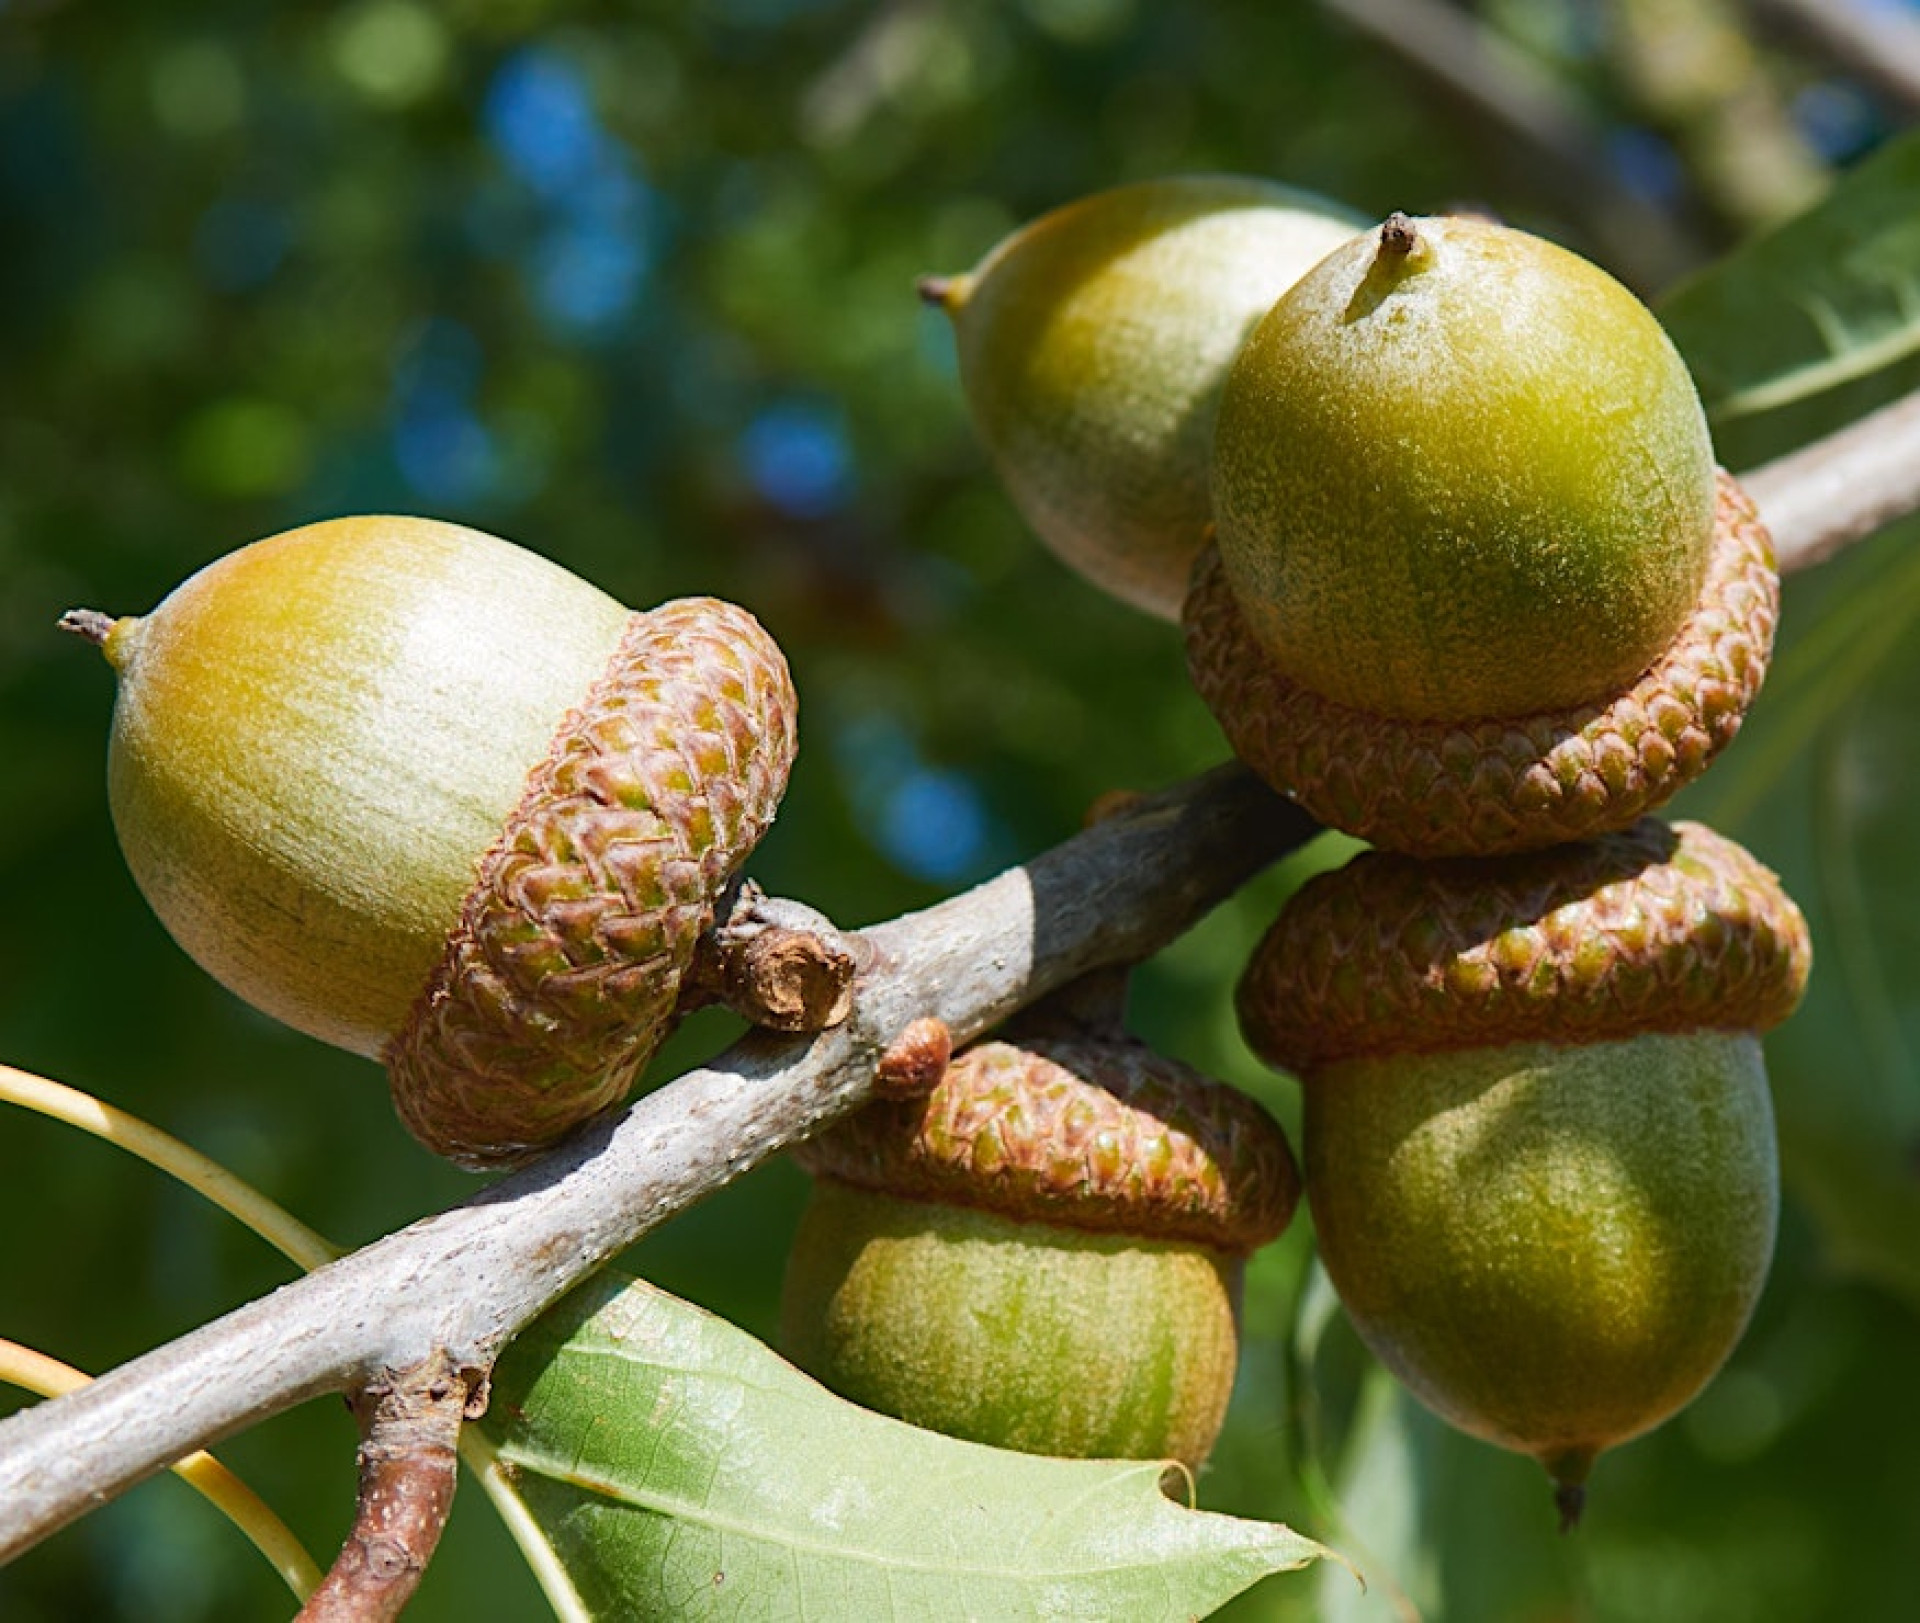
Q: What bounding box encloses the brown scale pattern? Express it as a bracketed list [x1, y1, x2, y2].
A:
[1237, 819, 1811, 1075]
[793, 1036, 1301, 1253]
[1183, 472, 1778, 857]
[386, 599, 796, 1168]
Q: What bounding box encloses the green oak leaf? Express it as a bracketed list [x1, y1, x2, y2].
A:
[1660, 127, 1920, 436]
[480, 1270, 1342, 1620]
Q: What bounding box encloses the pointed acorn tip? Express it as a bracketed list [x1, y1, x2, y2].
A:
[1378, 211, 1419, 257]
[57, 608, 117, 648]
[916, 274, 959, 310]
[58, 607, 141, 671]
[1543, 1444, 1594, 1532]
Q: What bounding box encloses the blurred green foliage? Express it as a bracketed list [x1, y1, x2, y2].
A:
[1, 3, 1915, 1619]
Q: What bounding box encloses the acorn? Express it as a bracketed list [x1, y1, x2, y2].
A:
[1188, 213, 1777, 856]
[780, 1030, 1301, 1468]
[924, 174, 1363, 619]
[62, 515, 796, 1168]
[1236, 818, 1811, 1523]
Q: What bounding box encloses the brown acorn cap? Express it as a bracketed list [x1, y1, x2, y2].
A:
[1184, 471, 1777, 857]
[1238, 818, 1810, 1076]
[386, 597, 797, 1168]
[792, 1035, 1301, 1254]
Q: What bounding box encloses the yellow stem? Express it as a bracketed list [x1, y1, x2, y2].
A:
[0, 1337, 323, 1601]
[0, 1063, 338, 1273]
[458, 1427, 592, 1622]
[1, 1061, 570, 1615]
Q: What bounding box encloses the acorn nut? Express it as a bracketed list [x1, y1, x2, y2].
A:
[1188, 214, 1778, 855]
[926, 174, 1363, 619]
[63, 516, 796, 1168]
[780, 1033, 1301, 1468]
[1236, 818, 1811, 1523]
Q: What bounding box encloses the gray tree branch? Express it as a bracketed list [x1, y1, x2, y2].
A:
[1744, 388, 1920, 574]
[0, 765, 1316, 1564]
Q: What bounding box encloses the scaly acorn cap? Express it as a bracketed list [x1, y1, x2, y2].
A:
[1185, 472, 1778, 857]
[1237, 817, 1810, 1077]
[792, 1035, 1300, 1255]
[387, 597, 796, 1166]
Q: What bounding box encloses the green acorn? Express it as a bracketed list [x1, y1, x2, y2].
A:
[1236, 818, 1811, 1522]
[64, 515, 796, 1167]
[781, 1031, 1301, 1468]
[926, 174, 1363, 618]
[1188, 214, 1776, 856]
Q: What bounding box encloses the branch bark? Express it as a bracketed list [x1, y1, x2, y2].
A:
[297, 1354, 478, 1622]
[1744, 388, 1920, 575]
[0, 765, 1317, 1564]
[683, 883, 863, 1032]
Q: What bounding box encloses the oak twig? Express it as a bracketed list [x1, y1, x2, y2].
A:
[1316, 0, 1705, 288]
[1743, 388, 1920, 575]
[0, 765, 1318, 1564]
[297, 1354, 480, 1622]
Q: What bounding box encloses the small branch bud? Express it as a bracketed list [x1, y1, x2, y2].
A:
[873, 1017, 952, 1100]
[1082, 788, 1145, 828]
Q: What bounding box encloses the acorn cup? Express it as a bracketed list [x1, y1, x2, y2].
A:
[1186, 213, 1778, 857]
[925, 174, 1364, 619]
[1235, 818, 1811, 1524]
[63, 515, 796, 1168]
[780, 1024, 1302, 1469]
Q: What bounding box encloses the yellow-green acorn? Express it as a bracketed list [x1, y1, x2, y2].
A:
[1236, 819, 1810, 1524]
[64, 516, 796, 1167]
[926, 175, 1364, 619]
[1188, 214, 1777, 856]
[781, 1033, 1301, 1468]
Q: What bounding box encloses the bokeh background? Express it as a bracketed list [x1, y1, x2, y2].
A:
[3, 2, 1917, 1618]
